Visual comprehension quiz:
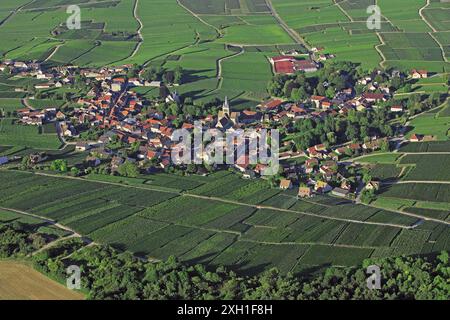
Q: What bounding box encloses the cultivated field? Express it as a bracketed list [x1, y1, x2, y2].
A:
[0, 0, 301, 105]
[271, 0, 450, 71]
[0, 170, 448, 276]
[0, 261, 84, 300]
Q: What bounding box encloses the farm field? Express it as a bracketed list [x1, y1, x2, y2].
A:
[271, 0, 450, 72]
[0, 119, 62, 149]
[0, 0, 300, 104]
[407, 113, 450, 140]
[0, 170, 448, 276]
[399, 154, 450, 181]
[399, 141, 450, 152]
[0, 261, 84, 300]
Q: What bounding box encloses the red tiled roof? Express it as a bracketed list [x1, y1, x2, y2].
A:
[274, 61, 295, 74]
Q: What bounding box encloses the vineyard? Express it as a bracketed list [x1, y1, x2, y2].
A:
[0, 170, 448, 276]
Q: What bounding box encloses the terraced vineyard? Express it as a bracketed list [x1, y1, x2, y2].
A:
[0, 170, 448, 276]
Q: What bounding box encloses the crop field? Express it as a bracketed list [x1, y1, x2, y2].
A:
[356, 153, 401, 164]
[380, 183, 450, 203]
[271, 0, 450, 71]
[399, 141, 450, 152]
[400, 154, 450, 181]
[0, 0, 300, 104]
[180, 0, 270, 14]
[0, 119, 61, 149]
[407, 113, 450, 140]
[0, 170, 447, 275]
[0, 261, 84, 300]
[367, 164, 403, 181]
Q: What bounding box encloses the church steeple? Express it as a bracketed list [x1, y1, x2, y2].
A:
[222, 96, 230, 116]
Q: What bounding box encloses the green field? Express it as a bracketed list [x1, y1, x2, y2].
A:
[0, 119, 61, 149]
[400, 154, 450, 181]
[408, 113, 450, 140]
[0, 170, 447, 275]
[271, 0, 450, 71]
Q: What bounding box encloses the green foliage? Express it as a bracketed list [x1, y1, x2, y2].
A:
[30, 240, 450, 300]
[50, 160, 68, 172]
[117, 161, 139, 178]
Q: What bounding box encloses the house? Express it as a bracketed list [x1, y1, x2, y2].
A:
[311, 95, 326, 108]
[270, 56, 318, 74]
[258, 99, 283, 112]
[366, 181, 381, 191]
[363, 138, 387, 151]
[315, 181, 332, 193]
[409, 133, 423, 142]
[390, 105, 404, 113]
[332, 187, 350, 198]
[304, 158, 319, 173]
[298, 186, 312, 198]
[321, 101, 332, 110]
[75, 142, 91, 152]
[235, 155, 250, 172]
[239, 110, 262, 124]
[411, 69, 428, 79]
[110, 156, 125, 172]
[279, 179, 293, 190]
[362, 93, 385, 102]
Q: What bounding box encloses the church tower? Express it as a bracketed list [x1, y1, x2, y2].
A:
[222, 96, 230, 116]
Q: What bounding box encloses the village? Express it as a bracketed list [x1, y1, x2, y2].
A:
[0, 57, 433, 203]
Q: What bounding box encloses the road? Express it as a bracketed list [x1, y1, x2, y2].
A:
[0, 206, 80, 237]
[265, 0, 311, 50]
[383, 180, 450, 185]
[44, 44, 63, 62]
[419, 0, 436, 32]
[129, 0, 144, 59]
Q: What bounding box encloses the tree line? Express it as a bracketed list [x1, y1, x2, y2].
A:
[1, 220, 447, 300]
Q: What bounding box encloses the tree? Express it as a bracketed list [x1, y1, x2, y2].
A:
[117, 161, 139, 178]
[19, 156, 32, 170]
[174, 66, 183, 84]
[360, 189, 375, 204]
[70, 167, 81, 177]
[50, 159, 68, 172]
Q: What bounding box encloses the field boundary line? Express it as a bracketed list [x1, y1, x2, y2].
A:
[240, 238, 381, 250]
[176, 0, 221, 36]
[264, 0, 311, 50]
[429, 32, 448, 63]
[419, 0, 437, 33]
[43, 44, 63, 63]
[0, 0, 34, 28]
[333, 0, 354, 22]
[375, 33, 387, 68]
[384, 180, 450, 185]
[365, 202, 450, 226]
[128, 0, 144, 59]
[0, 206, 81, 237]
[32, 234, 79, 256]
